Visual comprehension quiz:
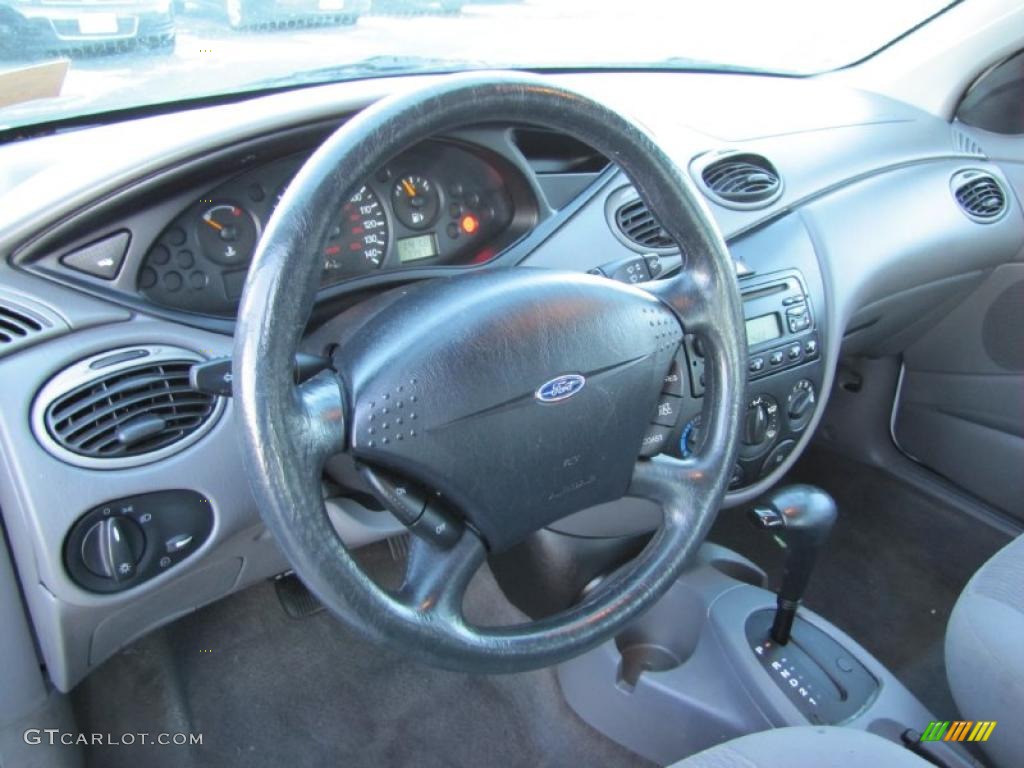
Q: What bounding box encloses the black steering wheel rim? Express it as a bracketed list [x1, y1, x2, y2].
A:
[233, 72, 746, 673]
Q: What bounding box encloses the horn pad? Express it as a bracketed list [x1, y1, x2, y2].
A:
[333, 269, 682, 551]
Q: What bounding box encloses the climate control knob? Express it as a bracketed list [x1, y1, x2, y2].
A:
[786, 379, 817, 431]
[740, 394, 779, 457]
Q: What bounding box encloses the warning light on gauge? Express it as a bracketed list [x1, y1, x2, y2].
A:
[460, 214, 479, 235]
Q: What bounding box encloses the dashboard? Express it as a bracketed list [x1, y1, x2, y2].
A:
[0, 70, 1022, 695]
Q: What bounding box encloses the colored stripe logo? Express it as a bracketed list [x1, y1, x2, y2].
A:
[921, 721, 997, 742]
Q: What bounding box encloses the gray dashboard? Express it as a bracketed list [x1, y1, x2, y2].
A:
[0, 70, 1021, 694]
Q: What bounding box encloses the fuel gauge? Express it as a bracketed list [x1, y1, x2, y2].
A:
[197, 203, 259, 266]
[392, 175, 439, 230]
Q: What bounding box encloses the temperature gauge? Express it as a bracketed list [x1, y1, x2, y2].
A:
[197, 203, 258, 266]
[392, 175, 440, 230]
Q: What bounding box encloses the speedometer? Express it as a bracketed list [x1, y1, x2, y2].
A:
[322, 185, 390, 283]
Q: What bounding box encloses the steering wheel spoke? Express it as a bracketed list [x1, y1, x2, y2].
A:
[292, 369, 347, 471]
[396, 530, 486, 620]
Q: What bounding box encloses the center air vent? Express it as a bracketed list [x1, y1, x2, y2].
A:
[951, 170, 1007, 223]
[695, 152, 783, 210]
[614, 199, 675, 250]
[33, 347, 224, 469]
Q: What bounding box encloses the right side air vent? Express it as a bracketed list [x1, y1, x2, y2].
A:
[951, 170, 1007, 223]
[698, 152, 783, 210]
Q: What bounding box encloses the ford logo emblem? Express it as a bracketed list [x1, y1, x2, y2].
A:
[535, 374, 586, 403]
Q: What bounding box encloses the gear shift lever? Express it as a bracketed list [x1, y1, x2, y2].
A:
[749, 485, 837, 645]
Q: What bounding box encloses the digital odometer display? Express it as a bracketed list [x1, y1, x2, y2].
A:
[321, 185, 389, 283]
[396, 233, 438, 263]
[746, 313, 782, 347]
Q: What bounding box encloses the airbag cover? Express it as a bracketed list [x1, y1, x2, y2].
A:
[335, 268, 681, 550]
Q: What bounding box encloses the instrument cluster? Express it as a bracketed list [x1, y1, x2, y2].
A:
[138, 140, 530, 317]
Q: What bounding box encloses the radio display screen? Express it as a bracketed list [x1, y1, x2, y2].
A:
[746, 313, 782, 347]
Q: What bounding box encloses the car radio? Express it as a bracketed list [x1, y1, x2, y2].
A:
[740, 273, 819, 379]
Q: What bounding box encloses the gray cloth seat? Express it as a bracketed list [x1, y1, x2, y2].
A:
[669, 726, 928, 767]
[946, 533, 1024, 768]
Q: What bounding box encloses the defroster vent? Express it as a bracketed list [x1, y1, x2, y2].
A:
[0, 293, 63, 359]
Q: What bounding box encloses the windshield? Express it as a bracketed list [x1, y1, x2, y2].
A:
[0, 0, 958, 133]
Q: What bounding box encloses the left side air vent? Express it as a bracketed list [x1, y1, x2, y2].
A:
[951, 170, 1008, 223]
[33, 346, 225, 469]
[614, 199, 675, 249]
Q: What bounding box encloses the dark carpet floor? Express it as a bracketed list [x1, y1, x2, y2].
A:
[709, 448, 1013, 720]
[71, 543, 650, 768]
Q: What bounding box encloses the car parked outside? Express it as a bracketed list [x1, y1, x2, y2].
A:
[185, 0, 368, 30]
[0, 0, 175, 56]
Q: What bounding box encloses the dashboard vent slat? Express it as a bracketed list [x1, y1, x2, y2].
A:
[952, 126, 985, 157]
[0, 303, 45, 345]
[614, 199, 675, 249]
[951, 170, 1007, 223]
[697, 152, 783, 210]
[43, 360, 217, 460]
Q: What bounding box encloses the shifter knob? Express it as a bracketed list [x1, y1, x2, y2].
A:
[749, 484, 837, 644]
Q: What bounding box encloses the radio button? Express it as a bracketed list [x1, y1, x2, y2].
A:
[787, 311, 810, 333]
[787, 343, 802, 361]
[769, 350, 785, 366]
[749, 357, 765, 374]
[804, 338, 818, 358]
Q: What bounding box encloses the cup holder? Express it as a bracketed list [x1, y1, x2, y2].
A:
[614, 585, 703, 691]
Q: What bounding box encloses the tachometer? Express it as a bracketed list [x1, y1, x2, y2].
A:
[322, 185, 390, 281]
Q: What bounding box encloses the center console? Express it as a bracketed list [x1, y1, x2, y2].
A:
[557, 490, 979, 768]
[639, 268, 824, 491]
[557, 547, 975, 767]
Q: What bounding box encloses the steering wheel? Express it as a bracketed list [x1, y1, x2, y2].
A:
[233, 73, 746, 673]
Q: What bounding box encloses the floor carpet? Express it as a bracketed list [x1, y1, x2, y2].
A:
[71, 543, 651, 768]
